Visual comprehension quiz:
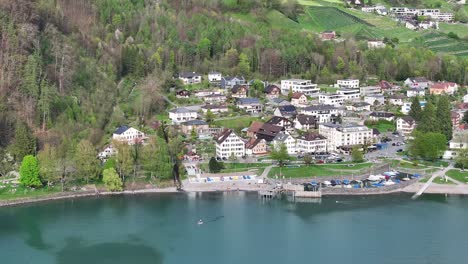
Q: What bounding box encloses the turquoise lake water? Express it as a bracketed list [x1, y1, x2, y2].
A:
[0, 192, 467, 264]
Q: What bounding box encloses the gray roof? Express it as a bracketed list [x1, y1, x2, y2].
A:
[179, 71, 201, 78]
[303, 105, 337, 111]
[182, 120, 207, 126]
[238, 97, 261, 105]
[114, 125, 130, 135]
[273, 132, 292, 142]
[169, 107, 196, 113]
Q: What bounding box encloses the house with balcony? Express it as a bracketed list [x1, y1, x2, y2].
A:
[168, 107, 198, 124]
[337, 88, 360, 101]
[336, 79, 360, 89]
[404, 77, 431, 89]
[296, 132, 327, 154]
[319, 123, 373, 151]
[215, 129, 246, 158]
[318, 93, 345, 107]
[178, 72, 202, 85]
[208, 71, 222, 83]
[280, 79, 319, 96]
[221, 76, 246, 89]
[396, 116, 416, 136]
[294, 114, 317, 131]
[231, 85, 248, 98]
[112, 125, 146, 145]
[237, 98, 263, 114]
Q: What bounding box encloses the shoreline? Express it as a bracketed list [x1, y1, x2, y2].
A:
[1, 182, 467, 208]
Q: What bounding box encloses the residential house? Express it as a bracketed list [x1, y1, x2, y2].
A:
[362, 5, 387, 15]
[176, 89, 190, 98]
[266, 116, 295, 133]
[221, 76, 246, 89]
[291, 92, 308, 107]
[318, 93, 345, 107]
[274, 105, 298, 119]
[294, 114, 317, 131]
[320, 30, 336, 41]
[231, 85, 248, 98]
[396, 116, 416, 136]
[300, 105, 342, 123]
[296, 133, 327, 154]
[367, 40, 386, 49]
[112, 125, 146, 145]
[347, 102, 371, 112]
[215, 129, 245, 158]
[178, 72, 202, 85]
[407, 88, 425, 97]
[256, 123, 285, 142]
[245, 138, 268, 156]
[369, 112, 395, 122]
[388, 94, 405, 106]
[237, 98, 263, 114]
[263, 85, 281, 99]
[404, 77, 431, 89]
[380, 80, 400, 92]
[272, 132, 297, 154]
[195, 90, 223, 97]
[168, 108, 198, 124]
[401, 100, 426, 115]
[336, 79, 359, 89]
[429, 82, 458, 95]
[443, 130, 468, 159]
[201, 104, 228, 114]
[246, 121, 264, 138]
[319, 123, 373, 151]
[98, 144, 116, 160]
[364, 95, 385, 106]
[202, 93, 227, 104]
[181, 120, 209, 135]
[337, 88, 360, 101]
[360, 86, 382, 96]
[280, 79, 320, 96]
[208, 71, 222, 83]
[451, 111, 462, 128]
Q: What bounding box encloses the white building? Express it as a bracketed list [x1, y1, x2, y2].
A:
[178, 72, 202, 85]
[112, 126, 146, 145]
[360, 86, 382, 96]
[318, 93, 345, 107]
[367, 40, 386, 49]
[337, 88, 360, 101]
[98, 145, 116, 160]
[464, 94, 468, 103]
[443, 131, 468, 159]
[362, 5, 387, 15]
[280, 79, 320, 96]
[401, 101, 426, 115]
[407, 88, 425, 97]
[404, 77, 431, 89]
[388, 94, 405, 106]
[291, 92, 308, 107]
[296, 133, 327, 154]
[364, 95, 385, 105]
[300, 105, 343, 123]
[336, 79, 360, 89]
[168, 108, 198, 124]
[272, 132, 297, 155]
[319, 123, 373, 151]
[396, 116, 416, 136]
[215, 129, 245, 158]
[208, 71, 222, 83]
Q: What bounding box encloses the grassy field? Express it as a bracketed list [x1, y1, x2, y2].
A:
[366, 121, 395, 133]
[0, 184, 61, 200]
[200, 162, 270, 174]
[446, 170, 468, 183]
[213, 116, 262, 131]
[268, 163, 373, 178]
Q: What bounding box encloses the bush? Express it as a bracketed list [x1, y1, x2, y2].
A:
[103, 168, 123, 192]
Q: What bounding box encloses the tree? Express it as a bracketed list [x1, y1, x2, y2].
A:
[270, 143, 290, 167]
[37, 144, 60, 187]
[209, 157, 223, 173]
[114, 141, 134, 181]
[303, 154, 313, 166]
[19, 155, 41, 188]
[21, 50, 41, 98]
[0, 149, 14, 177]
[408, 96, 422, 121]
[351, 147, 364, 163]
[38, 78, 57, 131]
[141, 137, 173, 180]
[417, 102, 437, 133]
[238, 52, 250, 76]
[74, 140, 100, 183]
[11, 122, 36, 162]
[463, 110, 468, 124]
[103, 168, 123, 192]
[205, 109, 215, 124]
[455, 148, 468, 170]
[410, 132, 447, 161]
[436, 96, 452, 140]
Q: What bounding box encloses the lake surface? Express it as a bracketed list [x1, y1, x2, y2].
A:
[1, 192, 468, 264]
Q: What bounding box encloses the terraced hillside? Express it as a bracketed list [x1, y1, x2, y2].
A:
[421, 32, 468, 57]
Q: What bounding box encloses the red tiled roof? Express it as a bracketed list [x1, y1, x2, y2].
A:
[291, 92, 305, 99]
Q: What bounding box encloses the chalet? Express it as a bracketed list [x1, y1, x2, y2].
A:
[274, 105, 297, 119]
[181, 120, 209, 135]
[201, 104, 228, 114]
[168, 107, 198, 124]
[404, 77, 431, 89]
[178, 72, 202, 85]
[407, 88, 425, 97]
[266, 116, 294, 133]
[215, 129, 245, 158]
[221, 76, 246, 89]
[290, 92, 308, 107]
[237, 98, 262, 114]
[245, 138, 268, 156]
[296, 133, 327, 154]
[263, 84, 281, 98]
[112, 125, 146, 145]
[208, 71, 222, 83]
[246, 121, 264, 138]
[320, 30, 336, 41]
[231, 85, 248, 98]
[429, 82, 458, 95]
[272, 132, 297, 154]
[176, 89, 190, 98]
[256, 123, 285, 142]
[396, 116, 416, 136]
[388, 94, 405, 106]
[369, 112, 395, 122]
[294, 114, 317, 131]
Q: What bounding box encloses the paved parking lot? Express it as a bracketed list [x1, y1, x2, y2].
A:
[366, 132, 407, 160]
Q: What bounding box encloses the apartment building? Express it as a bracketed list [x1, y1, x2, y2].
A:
[280, 79, 320, 96]
[319, 123, 373, 150]
[215, 129, 246, 158]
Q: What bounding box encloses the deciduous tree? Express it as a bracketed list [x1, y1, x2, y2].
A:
[103, 168, 123, 192]
[74, 139, 100, 183]
[19, 155, 41, 188]
[270, 143, 290, 167]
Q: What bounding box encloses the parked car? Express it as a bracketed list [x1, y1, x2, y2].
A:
[336, 158, 343, 162]
[397, 149, 403, 153]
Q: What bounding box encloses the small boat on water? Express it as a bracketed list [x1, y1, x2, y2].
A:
[197, 219, 204, 225]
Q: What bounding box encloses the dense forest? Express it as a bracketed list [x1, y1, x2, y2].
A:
[0, 0, 467, 182]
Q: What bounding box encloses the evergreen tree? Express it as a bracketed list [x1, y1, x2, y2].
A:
[19, 155, 42, 188]
[408, 96, 422, 121]
[417, 102, 437, 133]
[436, 96, 452, 140]
[209, 157, 223, 173]
[11, 122, 36, 161]
[38, 78, 57, 131]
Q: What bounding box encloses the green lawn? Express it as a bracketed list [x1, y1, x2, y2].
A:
[446, 170, 468, 183]
[0, 184, 61, 201]
[268, 163, 372, 178]
[420, 176, 455, 184]
[200, 162, 269, 174]
[213, 116, 261, 131]
[366, 121, 395, 133]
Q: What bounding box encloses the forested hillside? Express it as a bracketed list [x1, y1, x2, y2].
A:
[0, 0, 467, 175]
